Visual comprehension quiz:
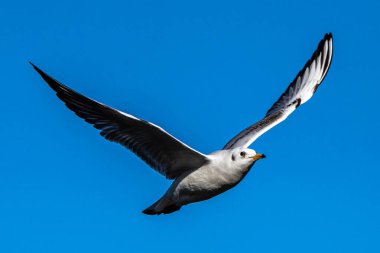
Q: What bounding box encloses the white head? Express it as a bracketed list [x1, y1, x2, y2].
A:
[230, 148, 266, 167]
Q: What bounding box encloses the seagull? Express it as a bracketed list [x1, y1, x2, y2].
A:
[31, 33, 333, 215]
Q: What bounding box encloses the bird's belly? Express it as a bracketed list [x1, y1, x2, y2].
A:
[172, 165, 246, 205]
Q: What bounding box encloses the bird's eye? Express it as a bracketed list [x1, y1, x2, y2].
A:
[240, 151, 246, 157]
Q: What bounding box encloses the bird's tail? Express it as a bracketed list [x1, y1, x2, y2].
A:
[142, 197, 181, 215]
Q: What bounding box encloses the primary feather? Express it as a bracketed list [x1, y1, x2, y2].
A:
[223, 33, 333, 149]
[30, 63, 208, 179]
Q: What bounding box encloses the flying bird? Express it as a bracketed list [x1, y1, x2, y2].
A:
[31, 33, 333, 215]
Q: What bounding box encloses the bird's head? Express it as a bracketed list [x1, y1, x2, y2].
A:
[230, 148, 266, 166]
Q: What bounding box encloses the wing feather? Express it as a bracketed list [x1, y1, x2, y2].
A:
[31, 63, 208, 179]
[224, 33, 333, 149]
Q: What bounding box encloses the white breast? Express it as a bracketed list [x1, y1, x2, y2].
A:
[170, 150, 250, 205]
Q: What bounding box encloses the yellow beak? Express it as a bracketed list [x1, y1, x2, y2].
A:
[251, 154, 266, 161]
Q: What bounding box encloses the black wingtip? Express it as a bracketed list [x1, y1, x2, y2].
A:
[324, 33, 333, 43]
[29, 62, 46, 77]
[29, 61, 38, 71]
[319, 33, 333, 48]
[29, 62, 64, 93]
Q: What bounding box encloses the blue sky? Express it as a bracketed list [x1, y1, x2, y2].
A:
[1, 0, 379, 252]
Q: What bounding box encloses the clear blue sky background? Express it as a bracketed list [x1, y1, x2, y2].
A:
[1, 0, 379, 252]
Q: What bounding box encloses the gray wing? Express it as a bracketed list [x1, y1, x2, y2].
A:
[31, 63, 208, 179]
[224, 33, 333, 149]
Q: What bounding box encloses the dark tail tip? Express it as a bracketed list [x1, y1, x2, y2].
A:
[142, 208, 159, 215]
[142, 204, 181, 215]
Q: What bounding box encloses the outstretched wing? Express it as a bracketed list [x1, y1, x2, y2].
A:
[224, 33, 333, 149]
[31, 63, 208, 179]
